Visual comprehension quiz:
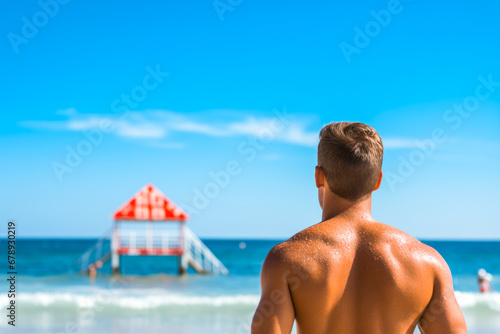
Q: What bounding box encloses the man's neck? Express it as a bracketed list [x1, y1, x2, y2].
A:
[321, 192, 374, 222]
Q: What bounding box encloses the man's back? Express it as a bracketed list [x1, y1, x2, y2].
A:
[251, 122, 466, 334]
[252, 216, 466, 334]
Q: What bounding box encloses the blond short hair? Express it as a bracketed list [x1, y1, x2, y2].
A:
[317, 122, 383, 201]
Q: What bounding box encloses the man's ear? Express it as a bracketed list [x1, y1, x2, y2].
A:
[315, 166, 325, 189]
[373, 170, 383, 191]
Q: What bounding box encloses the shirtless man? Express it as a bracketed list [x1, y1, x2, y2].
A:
[251, 122, 466, 334]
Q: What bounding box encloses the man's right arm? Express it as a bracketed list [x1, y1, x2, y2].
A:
[251, 245, 295, 334]
[418, 252, 467, 334]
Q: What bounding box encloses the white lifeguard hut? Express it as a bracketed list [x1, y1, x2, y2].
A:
[76, 184, 228, 276]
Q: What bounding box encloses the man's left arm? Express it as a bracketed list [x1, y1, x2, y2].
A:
[251, 246, 295, 334]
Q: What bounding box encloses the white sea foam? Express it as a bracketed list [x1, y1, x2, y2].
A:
[1, 291, 500, 333]
[455, 291, 500, 312]
[1, 291, 260, 310]
[2, 290, 500, 312]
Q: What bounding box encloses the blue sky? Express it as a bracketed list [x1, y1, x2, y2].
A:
[1, 0, 499, 239]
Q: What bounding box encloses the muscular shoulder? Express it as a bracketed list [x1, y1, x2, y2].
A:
[415, 242, 452, 280]
[378, 224, 451, 279]
[384, 226, 447, 271]
[263, 234, 321, 281]
[264, 238, 307, 270]
[267, 228, 342, 282]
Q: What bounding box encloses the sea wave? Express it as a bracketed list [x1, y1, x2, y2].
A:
[1, 291, 259, 311]
[455, 291, 500, 312]
[2, 290, 500, 314]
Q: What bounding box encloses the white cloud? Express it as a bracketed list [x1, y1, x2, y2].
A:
[20, 109, 428, 150]
[19, 109, 319, 147]
[66, 117, 105, 131]
[171, 120, 227, 137]
[281, 124, 318, 146]
[115, 122, 166, 138]
[228, 117, 272, 136]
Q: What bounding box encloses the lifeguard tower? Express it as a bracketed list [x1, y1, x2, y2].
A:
[76, 184, 228, 276]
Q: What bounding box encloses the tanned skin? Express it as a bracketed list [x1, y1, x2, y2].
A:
[251, 167, 467, 334]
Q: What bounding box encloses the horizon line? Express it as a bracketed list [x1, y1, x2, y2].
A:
[5, 236, 500, 242]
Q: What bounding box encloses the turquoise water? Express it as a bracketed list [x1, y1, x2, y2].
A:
[1, 239, 499, 333]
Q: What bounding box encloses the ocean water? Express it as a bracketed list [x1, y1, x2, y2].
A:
[1, 239, 499, 333]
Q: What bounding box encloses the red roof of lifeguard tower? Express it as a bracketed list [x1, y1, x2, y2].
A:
[113, 184, 189, 221]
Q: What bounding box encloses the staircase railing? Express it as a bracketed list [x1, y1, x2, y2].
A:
[118, 230, 181, 251]
[183, 226, 229, 275]
[73, 229, 112, 273]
